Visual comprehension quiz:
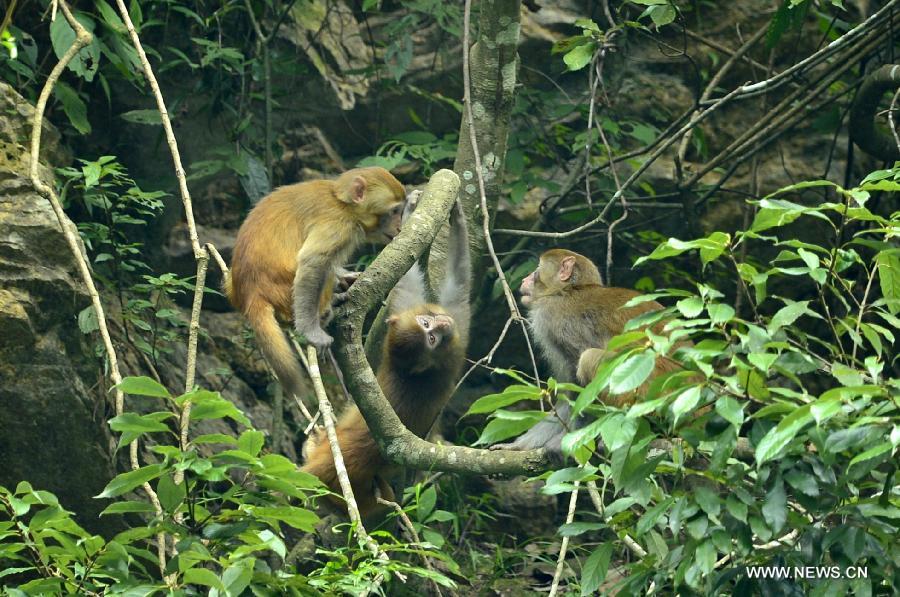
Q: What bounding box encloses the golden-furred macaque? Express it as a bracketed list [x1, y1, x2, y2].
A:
[301, 197, 470, 517]
[498, 248, 688, 453]
[225, 167, 405, 403]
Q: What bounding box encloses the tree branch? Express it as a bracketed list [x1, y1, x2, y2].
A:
[332, 169, 550, 476]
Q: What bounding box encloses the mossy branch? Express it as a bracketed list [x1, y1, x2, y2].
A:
[332, 169, 550, 476]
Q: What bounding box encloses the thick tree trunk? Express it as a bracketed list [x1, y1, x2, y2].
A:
[428, 0, 521, 294]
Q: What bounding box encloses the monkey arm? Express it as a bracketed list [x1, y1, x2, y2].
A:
[438, 200, 472, 343]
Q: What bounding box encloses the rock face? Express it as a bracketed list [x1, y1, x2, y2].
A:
[0, 83, 118, 532]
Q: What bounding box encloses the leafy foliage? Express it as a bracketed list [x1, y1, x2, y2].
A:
[474, 172, 900, 593]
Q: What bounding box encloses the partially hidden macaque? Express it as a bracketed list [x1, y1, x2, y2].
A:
[301, 196, 471, 517]
[496, 249, 688, 454]
[225, 167, 406, 403]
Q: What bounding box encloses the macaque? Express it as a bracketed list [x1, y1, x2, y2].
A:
[301, 196, 471, 517]
[497, 249, 687, 454]
[225, 167, 406, 403]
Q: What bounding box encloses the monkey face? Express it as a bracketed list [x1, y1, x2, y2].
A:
[367, 202, 404, 243]
[520, 270, 536, 306]
[414, 313, 455, 349]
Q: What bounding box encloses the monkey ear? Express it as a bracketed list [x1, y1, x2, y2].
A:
[386, 315, 399, 326]
[350, 176, 367, 203]
[558, 256, 576, 282]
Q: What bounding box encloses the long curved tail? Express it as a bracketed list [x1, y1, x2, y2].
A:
[246, 299, 306, 404]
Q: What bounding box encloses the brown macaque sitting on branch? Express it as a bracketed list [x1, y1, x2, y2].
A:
[494, 248, 688, 456]
[224, 167, 406, 404]
[301, 196, 471, 518]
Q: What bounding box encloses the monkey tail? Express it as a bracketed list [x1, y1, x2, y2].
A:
[246, 300, 306, 404]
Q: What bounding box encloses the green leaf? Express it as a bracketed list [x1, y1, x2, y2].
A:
[848, 441, 891, 467]
[636, 497, 674, 536]
[53, 82, 91, 134]
[558, 521, 606, 537]
[707, 303, 735, 324]
[715, 396, 744, 428]
[466, 386, 541, 415]
[49, 12, 99, 82]
[115, 376, 170, 398]
[676, 296, 704, 318]
[120, 109, 163, 125]
[183, 390, 251, 426]
[563, 42, 596, 71]
[237, 430, 265, 456]
[250, 506, 319, 531]
[768, 301, 812, 333]
[99, 501, 157, 516]
[108, 412, 172, 434]
[475, 411, 546, 445]
[755, 404, 813, 465]
[876, 251, 900, 314]
[609, 351, 656, 394]
[725, 494, 747, 522]
[96, 464, 166, 499]
[762, 480, 787, 533]
[77, 306, 99, 334]
[670, 385, 702, 425]
[183, 568, 225, 591]
[157, 475, 186, 512]
[580, 543, 614, 595]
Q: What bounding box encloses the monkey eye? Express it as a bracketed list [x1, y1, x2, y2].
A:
[423, 320, 429, 328]
[428, 333, 436, 345]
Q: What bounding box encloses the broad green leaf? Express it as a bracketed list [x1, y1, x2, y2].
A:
[707, 303, 735, 324]
[699, 231, 730, 265]
[676, 296, 704, 318]
[876, 251, 900, 314]
[466, 386, 541, 415]
[183, 568, 225, 591]
[755, 404, 813, 465]
[115, 376, 170, 398]
[580, 543, 614, 596]
[96, 464, 166, 499]
[157, 475, 186, 512]
[53, 82, 91, 134]
[249, 506, 319, 531]
[715, 396, 744, 428]
[609, 351, 656, 394]
[847, 441, 892, 468]
[671, 386, 701, 425]
[100, 501, 157, 516]
[636, 497, 674, 536]
[475, 411, 545, 445]
[563, 42, 595, 71]
[108, 412, 172, 434]
[762, 480, 787, 533]
[768, 301, 812, 333]
[120, 109, 163, 125]
[237, 430, 265, 456]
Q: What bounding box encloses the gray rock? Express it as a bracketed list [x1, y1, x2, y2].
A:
[0, 83, 118, 533]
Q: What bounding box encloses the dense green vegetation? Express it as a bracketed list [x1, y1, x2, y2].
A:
[1, 0, 897, 595]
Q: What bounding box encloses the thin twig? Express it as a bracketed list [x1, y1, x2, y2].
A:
[495, 85, 747, 239]
[30, 0, 167, 580]
[376, 497, 444, 597]
[549, 481, 580, 597]
[112, 0, 208, 480]
[306, 347, 388, 563]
